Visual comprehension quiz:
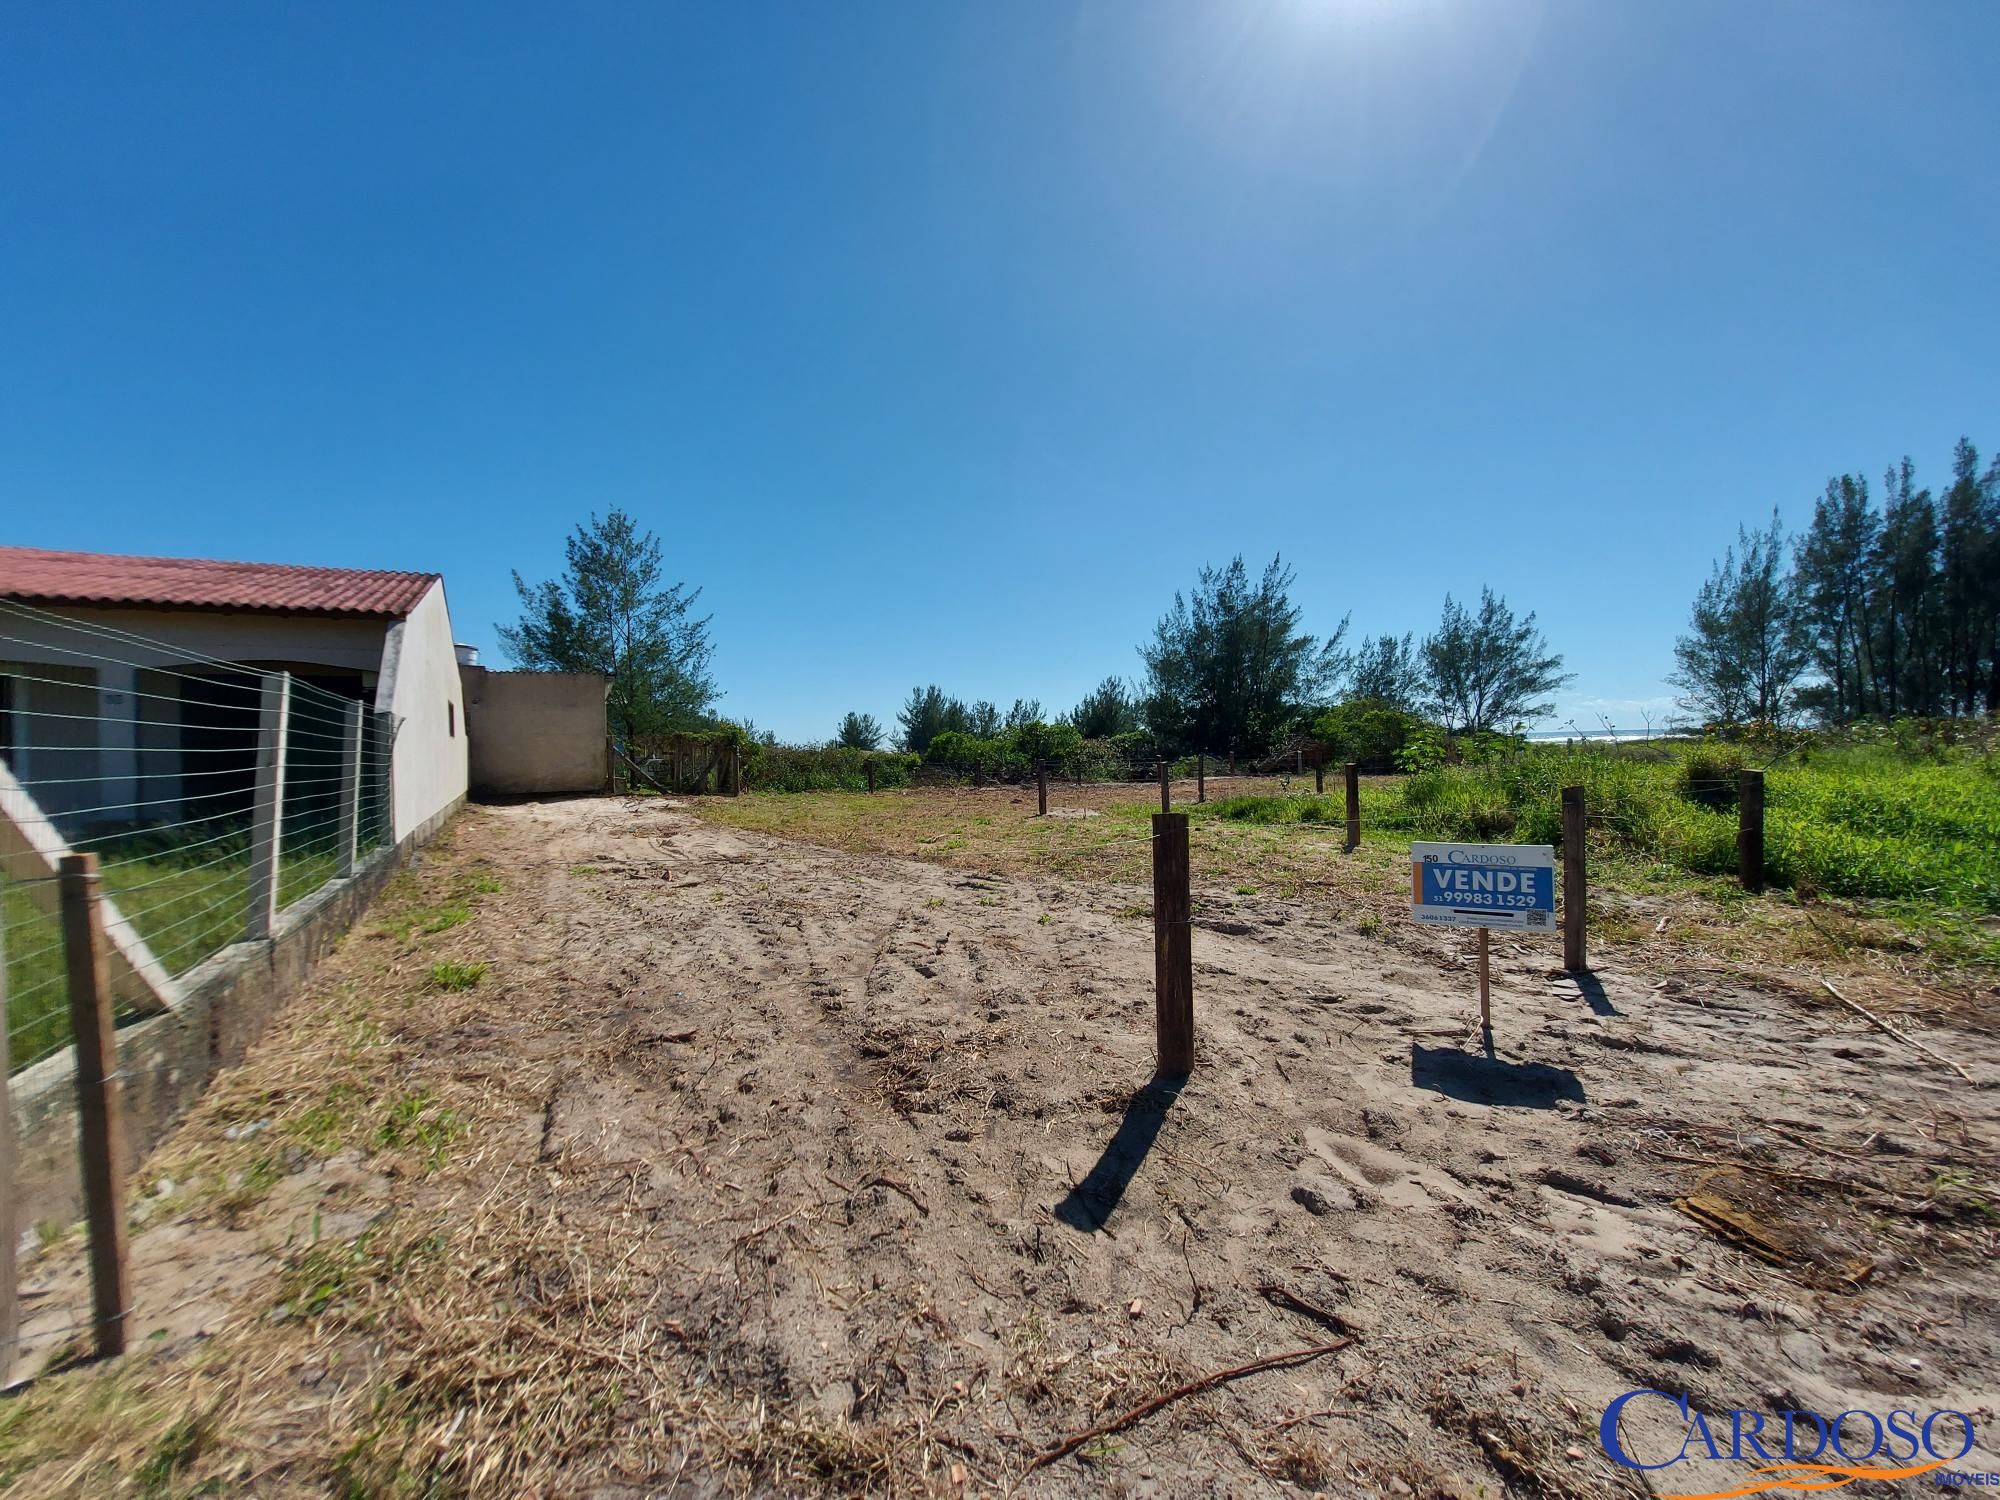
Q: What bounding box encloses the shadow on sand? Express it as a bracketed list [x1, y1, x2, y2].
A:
[1053, 1075, 1185, 1233]
[1410, 1043, 1585, 1110]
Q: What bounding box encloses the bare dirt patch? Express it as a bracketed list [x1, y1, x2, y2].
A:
[4, 795, 1996, 1496]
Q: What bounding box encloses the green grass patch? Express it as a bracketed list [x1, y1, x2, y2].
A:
[1207, 741, 2000, 925]
[427, 959, 486, 991]
[5, 838, 375, 1073]
[374, 1089, 466, 1168]
[288, 1082, 371, 1157]
[378, 902, 469, 940]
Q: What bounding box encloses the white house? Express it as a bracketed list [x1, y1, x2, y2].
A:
[0, 544, 469, 846]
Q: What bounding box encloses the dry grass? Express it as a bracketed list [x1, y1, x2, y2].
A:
[0, 820, 968, 1497]
[688, 775, 1398, 894]
[690, 782, 2000, 1016]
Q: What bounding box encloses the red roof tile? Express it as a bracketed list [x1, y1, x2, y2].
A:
[0, 545, 439, 618]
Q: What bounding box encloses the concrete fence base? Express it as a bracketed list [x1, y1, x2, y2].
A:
[7, 795, 463, 1233]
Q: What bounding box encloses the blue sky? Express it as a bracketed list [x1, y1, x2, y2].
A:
[4, 2, 1996, 743]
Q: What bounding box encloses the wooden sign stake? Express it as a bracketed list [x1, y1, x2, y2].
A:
[1476, 925, 1492, 1037]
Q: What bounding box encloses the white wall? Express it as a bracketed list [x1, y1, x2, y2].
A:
[376, 580, 468, 839]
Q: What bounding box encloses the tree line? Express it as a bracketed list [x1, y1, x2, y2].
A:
[500, 513, 1578, 760]
[1673, 437, 2000, 725]
[858, 556, 1569, 760]
[504, 437, 1996, 761]
[500, 513, 1571, 759]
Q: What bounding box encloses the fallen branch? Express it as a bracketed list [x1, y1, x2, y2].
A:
[1255, 1283, 1359, 1336]
[1021, 1338, 1352, 1475]
[1820, 977, 1975, 1086]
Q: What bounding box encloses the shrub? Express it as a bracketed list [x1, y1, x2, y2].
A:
[1009, 720, 1083, 772]
[1677, 741, 1744, 810]
[926, 730, 1016, 779]
[1395, 723, 1451, 773]
[1311, 699, 1430, 773]
[746, 746, 918, 793]
[1065, 738, 1128, 782]
[1107, 730, 1159, 775]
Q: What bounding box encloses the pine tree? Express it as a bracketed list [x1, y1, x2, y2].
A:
[1067, 677, 1138, 738]
[897, 686, 969, 753]
[1420, 589, 1571, 732]
[835, 711, 884, 750]
[1793, 475, 1880, 722]
[1872, 458, 1944, 715]
[1670, 512, 1808, 724]
[500, 509, 717, 739]
[1347, 633, 1426, 710]
[1138, 555, 1349, 756]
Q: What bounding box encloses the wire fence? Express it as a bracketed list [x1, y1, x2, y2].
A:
[2, 599, 395, 1074]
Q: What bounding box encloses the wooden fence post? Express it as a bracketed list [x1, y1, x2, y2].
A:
[1737, 769, 1764, 893]
[1343, 763, 1360, 851]
[1562, 785, 1587, 972]
[731, 743, 743, 797]
[337, 699, 362, 878]
[246, 673, 289, 940]
[1196, 753, 1205, 804]
[1314, 761, 1325, 795]
[866, 758, 877, 794]
[1, 897, 15, 1372]
[1156, 760, 1170, 813]
[60, 853, 131, 1359]
[1037, 761, 1047, 816]
[1153, 813, 1194, 1076]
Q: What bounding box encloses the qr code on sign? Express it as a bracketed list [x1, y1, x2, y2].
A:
[1526, 911, 1551, 928]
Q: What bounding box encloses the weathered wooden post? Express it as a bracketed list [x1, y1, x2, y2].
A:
[1562, 785, 1587, 972]
[60, 853, 131, 1358]
[1153, 813, 1194, 1075]
[1196, 753, 1205, 804]
[337, 699, 362, 878]
[1737, 769, 1764, 893]
[1477, 925, 1492, 1036]
[1314, 761, 1325, 796]
[866, 758, 877, 794]
[1343, 763, 1360, 852]
[1037, 761, 1048, 816]
[731, 742, 743, 797]
[247, 673, 289, 940]
[1156, 760, 1170, 813]
[0, 896, 15, 1371]
[1295, 747, 1303, 774]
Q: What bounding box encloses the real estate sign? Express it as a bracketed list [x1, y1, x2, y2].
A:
[1410, 841, 1556, 932]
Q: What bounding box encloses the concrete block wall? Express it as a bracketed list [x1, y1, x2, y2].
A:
[460, 666, 610, 796]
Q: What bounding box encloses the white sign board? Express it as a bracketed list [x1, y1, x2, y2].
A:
[1410, 841, 1556, 932]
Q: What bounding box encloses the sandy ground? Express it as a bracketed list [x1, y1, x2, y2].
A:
[8, 794, 1998, 1496]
